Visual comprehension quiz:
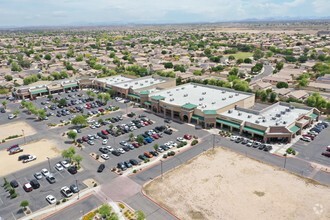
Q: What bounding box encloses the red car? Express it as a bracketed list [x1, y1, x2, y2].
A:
[184, 134, 192, 140]
[82, 136, 88, 142]
[132, 142, 140, 148]
[101, 130, 109, 135]
[7, 144, 19, 151]
[152, 134, 159, 139]
[321, 152, 330, 157]
[9, 147, 23, 155]
[98, 108, 104, 113]
[143, 121, 149, 126]
[302, 134, 314, 140]
[144, 152, 153, 158]
[23, 183, 33, 192]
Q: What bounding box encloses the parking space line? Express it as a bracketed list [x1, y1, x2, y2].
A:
[0, 195, 3, 205]
[11, 212, 17, 220]
[56, 170, 64, 178]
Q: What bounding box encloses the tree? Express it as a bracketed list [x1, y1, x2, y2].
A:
[97, 93, 103, 101]
[251, 63, 263, 74]
[44, 54, 52, 60]
[129, 132, 134, 141]
[58, 98, 67, 107]
[276, 82, 289, 88]
[243, 58, 252, 63]
[163, 62, 173, 69]
[136, 210, 146, 220]
[136, 135, 144, 145]
[4, 75, 13, 81]
[67, 130, 77, 142]
[1, 101, 7, 109]
[20, 200, 29, 211]
[276, 62, 284, 71]
[229, 67, 239, 76]
[47, 94, 53, 100]
[71, 115, 87, 127]
[260, 91, 268, 102]
[72, 154, 83, 166]
[11, 62, 22, 72]
[269, 92, 277, 103]
[253, 49, 264, 60]
[37, 109, 46, 120]
[153, 144, 159, 151]
[13, 110, 20, 116]
[103, 93, 111, 104]
[98, 204, 111, 217]
[61, 147, 76, 162]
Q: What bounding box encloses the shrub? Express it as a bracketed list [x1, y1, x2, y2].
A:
[168, 151, 175, 156]
[133, 170, 137, 173]
[93, 183, 98, 187]
[56, 201, 61, 205]
[191, 140, 199, 146]
[119, 203, 125, 209]
[163, 154, 168, 159]
[62, 198, 67, 202]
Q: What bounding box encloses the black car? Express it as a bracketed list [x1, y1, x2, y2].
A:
[124, 161, 133, 168]
[150, 151, 159, 157]
[70, 184, 79, 193]
[112, 151, 121, 156]
[30, 179, 40, 189]
[10, 180, 19, 188]
[77, 138, 83, 144]
[122, 146, 130, 152]
[164, 129, 173, 135]
[138, 154, 148, 161]
[117, 162, 127, 171]
[164, 119, 172, 123]
[97, 164, 105, 173]
[68, 166, 77, 175]
[18, 154, 30, 161]
[46, 176, 56, 184]
[99, 147, 109, 154]
[258, 144, 266, 150]
[129, 159, 139, 166]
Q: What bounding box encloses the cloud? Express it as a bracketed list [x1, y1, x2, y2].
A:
[0, 0, 325, 26]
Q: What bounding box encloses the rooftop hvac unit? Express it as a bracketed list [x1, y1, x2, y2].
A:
[184, 94, 188, 97]
[276, 114, 281, 117]
[248, 115, 252, 118]
[170, 98, 174, 101]
[228, 110, 233, 113]
[124, 84, 128, 86]
[262, 119, 266, 122]
[140, 83, 144, 86]
[286, 108, 290, 112]
[281, 111, 286, 115]
[271, 117, 276, 120]
[202, 92, 206, 95]
[194, 85, 197, 88]
[145, 80, 148, 82]
[290, 106, 295, 109]
[135, 82, 138, 84]
[212, 102, 216, 104]
[199, 103, 203, 106]
[176, 89, 179, 91]
[276, 122, 279, 125]
[222, 91, 226, 93]
[255, 120, 260, 124]
[283, 121, 287, 124]
[235, 93, 239, 96]
[150, 82, 154, 84]
[167, 91, 171, 93]
[169, 94, 173, 96]
[181, 87, 185, 90]
[238, 112, 242, 116]
[199, 97, 204, 101]
[229, 95, 233, 98]
[222, 97, 226, 100]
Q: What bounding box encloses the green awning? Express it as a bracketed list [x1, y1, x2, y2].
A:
[151, 95, 165, 101]
[63, 83, 78, 89]
[309, 113, 318, 119]
[191, 114, 204, 121]
[204, 110, 217, 115]
[243, 126, 265, 136]
[140, 90, 150, 95]
[30, 89, 48, 94]
[290, 125, 300, 133]
[128, 93, 140, 99]
[181, 103, 197, 110]
[216, 118, 240, 129]
[144, 101, 152, 105]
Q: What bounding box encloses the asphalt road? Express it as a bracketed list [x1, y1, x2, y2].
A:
[250, 64, 273, 83]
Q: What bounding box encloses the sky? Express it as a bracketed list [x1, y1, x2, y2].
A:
[0, 0, 329, 27]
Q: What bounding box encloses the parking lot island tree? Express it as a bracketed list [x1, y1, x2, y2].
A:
[1, 100, 7, 109]
[136, 210, 146, 220]
[67, 130, 77, 143]
[20, 200, 29, 211]
[71, 115, 88, 128]
[129, 132, 134, 141]
[136, 135, 144, 145]
[61, 146, 76, 163]
[72, 154, 83, 168]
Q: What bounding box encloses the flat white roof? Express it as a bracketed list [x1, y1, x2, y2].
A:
[95, 75, 132, 86]
[150, 83, 252, 110]
[221, 103, 310, 128]
[115, 77, 166, 90]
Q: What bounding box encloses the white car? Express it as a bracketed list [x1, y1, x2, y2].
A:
[61, 186, 73, 197]
[101, 154, 110, 160]
[90, 125, 96, 129]
[34, 172, 43, 180]
[246, 141, 253, 147]
[41, 168, 50, 177]
[177, 137, 184, 142]
[106, 146, 114, 152]
[60, 160, 70, 169]
[46, 195, 57, 204]
[23, 155, 37, 163]
[8, 114, 16, 120]
[55, 163, 64, 171]
[117, 148, 125, 154]
[230, 136, 238, 141]
[102, 139, 108, 145]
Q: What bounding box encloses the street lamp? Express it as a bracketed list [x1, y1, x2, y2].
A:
[160, 160, 163, 179]
[75, 177, 80, 200]
[284, 154, 287, 169]
[46, 157, 52, 172]
[22, 129, 26, 143]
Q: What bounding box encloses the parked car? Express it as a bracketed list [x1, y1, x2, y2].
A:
[138, 154, 148, 161]
[46, 195, 57, 204]
[9, 147, 23, 155]
[23, 183, 33, 192]
[117, 162, 127, 171]
[144, 152, 153, 158]
[46, 175, 56, 184]
[70, 184, 79, 193]
[68, 166, 78, 175]
[112, 151, 121, 156]
[101, 154, 110, 160]
[18, 154, 30, 161]
[30, 179, 40, 189]
[41, 168, 50, 177]
[321, 152, 330, 157]
[184, 134, 192, 140]
[23, 155, 37, 163]
[129, 159, 139, 166]
[34, 172, 43, 180]
[97, 164, 105, 172]
[300, 136, 312, 142]
[61, 160, 70, 169]
[10, 180, 19, 188]
[55, 163, 64, 171]
[61, 186, 73, 197]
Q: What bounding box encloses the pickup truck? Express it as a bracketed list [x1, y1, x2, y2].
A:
[23, 155, 37, 163]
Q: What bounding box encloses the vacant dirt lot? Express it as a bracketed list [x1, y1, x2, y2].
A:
[144, 148, 330, 220]
[0, 121, 36, 141]
[0, 139, 60, 177]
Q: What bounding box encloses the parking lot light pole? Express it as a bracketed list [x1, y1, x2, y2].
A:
[160, 160, 163, 179]
[47, 157, 52, 172]
[22, 129, 26, 143]
[284, 154, 287, 169]
[76, 178, 80, 200]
